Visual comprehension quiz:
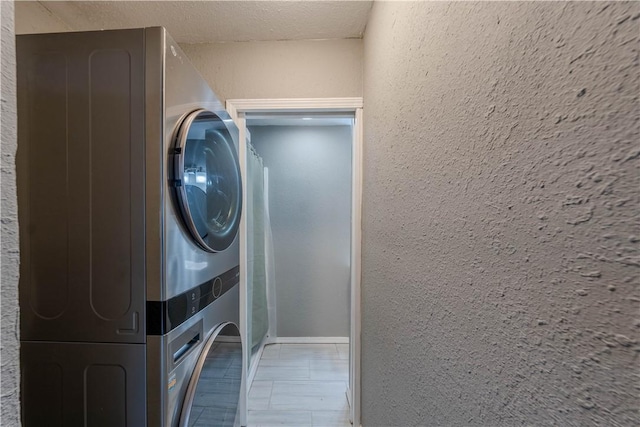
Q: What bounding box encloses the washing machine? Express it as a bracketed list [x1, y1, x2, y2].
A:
[17, 27, 243, 427]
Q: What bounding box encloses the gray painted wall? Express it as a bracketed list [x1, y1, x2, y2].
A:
[362, 2, 639, 426]
[1, 1, 21, 426]
[249, 125, 352, 337]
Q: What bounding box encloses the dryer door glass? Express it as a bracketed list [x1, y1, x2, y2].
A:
[180, 322, 242, 427]
[175, 110, 242, 252]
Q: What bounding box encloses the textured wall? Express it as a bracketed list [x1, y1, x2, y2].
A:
[250, 125, 352, 337]
[362, 2, 639, 426]
[1, 1, 21, 426]
[181, 39, 363, 102]
[15, 0, 70, 34]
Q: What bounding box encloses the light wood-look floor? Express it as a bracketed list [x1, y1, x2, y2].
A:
[248, 343, 351, 427]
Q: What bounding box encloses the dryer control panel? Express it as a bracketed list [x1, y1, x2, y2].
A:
[147, 265, 240, 335]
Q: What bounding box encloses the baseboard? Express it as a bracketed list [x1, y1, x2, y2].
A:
[271, 336, 349, 344]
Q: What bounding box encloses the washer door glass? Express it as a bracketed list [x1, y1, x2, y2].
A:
[175, 110, 242, 252]
[180, 322, 242, 427]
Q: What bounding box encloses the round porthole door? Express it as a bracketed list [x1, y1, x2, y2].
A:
[173, 109, 242, 252]
[179, 322, 242, 427]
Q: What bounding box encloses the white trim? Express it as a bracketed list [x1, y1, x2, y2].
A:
[236, 111, 249, 427]
[226, 98, 363, 427]
[269, 337, 349, 344]
[226, 97, 363, 113]
[226, 101, 240, 124]
[350, 107, 363, 427]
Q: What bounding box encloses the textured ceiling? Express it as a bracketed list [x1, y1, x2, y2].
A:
[39, 0, 373, 43]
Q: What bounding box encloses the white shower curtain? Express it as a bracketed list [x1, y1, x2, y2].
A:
[247, 144, 270, 353]
[263, 168, 277, 341]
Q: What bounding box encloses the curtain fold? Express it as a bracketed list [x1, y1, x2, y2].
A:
[263, 168, 277, 340]
[248, 145, 269, 351]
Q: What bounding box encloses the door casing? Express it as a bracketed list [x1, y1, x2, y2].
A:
[226, 98, 363, 427]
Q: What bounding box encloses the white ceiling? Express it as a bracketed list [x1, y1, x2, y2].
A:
[39, 0, 373, 43]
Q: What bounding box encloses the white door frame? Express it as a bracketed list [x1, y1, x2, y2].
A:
[227, 98, 363, 427]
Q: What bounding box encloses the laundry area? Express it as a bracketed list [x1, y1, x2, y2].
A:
[10, 1, 365, 426]
[4, 1, 638, 427]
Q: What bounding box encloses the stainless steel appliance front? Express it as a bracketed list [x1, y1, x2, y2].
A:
[155, 28, 242, 302]
[17, 27, 243, 427]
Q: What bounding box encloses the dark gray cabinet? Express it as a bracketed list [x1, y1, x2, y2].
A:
[17, 29, 146, 344]
[21, 341, 146, 426]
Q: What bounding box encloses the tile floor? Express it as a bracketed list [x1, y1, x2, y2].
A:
[248, 343, 351, 427]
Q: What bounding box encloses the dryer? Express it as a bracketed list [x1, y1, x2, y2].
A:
[17, 27, 243, 427]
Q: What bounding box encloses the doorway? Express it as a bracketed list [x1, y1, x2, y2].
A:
[226, 98, 362, 427]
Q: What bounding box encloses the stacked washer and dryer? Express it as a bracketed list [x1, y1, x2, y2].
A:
[17, 28, 243, 426]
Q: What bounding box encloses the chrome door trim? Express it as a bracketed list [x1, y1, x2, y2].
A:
[173, 108, 206, 251]
[172, 109, 242, 253]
